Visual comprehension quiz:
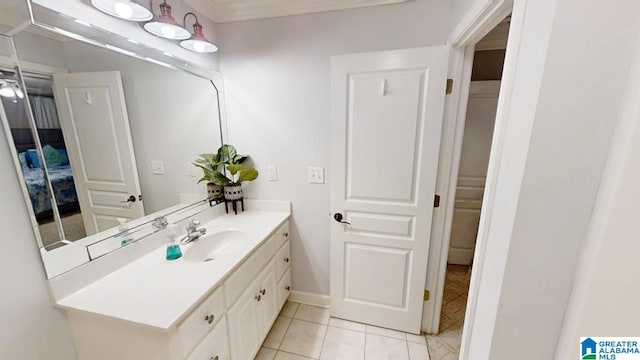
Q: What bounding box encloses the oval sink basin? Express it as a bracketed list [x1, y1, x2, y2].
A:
[183, 229, 249, 263]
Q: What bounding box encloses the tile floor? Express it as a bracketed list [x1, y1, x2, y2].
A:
[256, 302, 430, 360]
[425, 265, 472, 360]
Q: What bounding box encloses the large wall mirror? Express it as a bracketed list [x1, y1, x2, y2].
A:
[0, 2, 226, 278]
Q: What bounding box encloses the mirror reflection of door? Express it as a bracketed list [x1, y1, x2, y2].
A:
[52, 71, 145, 235]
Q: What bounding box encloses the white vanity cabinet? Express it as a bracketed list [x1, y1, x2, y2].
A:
[64, 219, 291, 360]
[226, 224, 290, 360]
[227, 259, 278, 360]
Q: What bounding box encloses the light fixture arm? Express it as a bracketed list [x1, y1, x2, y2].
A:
[183, 12, 200, 30]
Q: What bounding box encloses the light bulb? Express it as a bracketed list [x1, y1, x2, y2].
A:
[114, 1, 133, 19]
[161, 25, 176, 38]
[193, 41, 205, 52]
[0, 86, 16, 98]
[14, 87, 24, 99]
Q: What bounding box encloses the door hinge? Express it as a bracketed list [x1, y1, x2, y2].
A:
[445, 79, 453, 95]
[424, 290, 430, 301]
[434, 194, 441, 208]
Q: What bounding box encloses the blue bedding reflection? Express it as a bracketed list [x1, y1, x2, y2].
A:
[23, 165, 79, 216]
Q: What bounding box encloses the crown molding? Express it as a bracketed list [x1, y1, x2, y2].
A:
[184, 0, 408, 23]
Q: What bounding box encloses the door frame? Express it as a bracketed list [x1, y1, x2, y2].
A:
[423, 0, 516, 335]
[427, 0, 557, 356]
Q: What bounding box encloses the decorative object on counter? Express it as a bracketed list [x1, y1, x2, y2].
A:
[165, 224, 182, 260]
[193, 144, 258, 215]
[193, 153, 226, 206]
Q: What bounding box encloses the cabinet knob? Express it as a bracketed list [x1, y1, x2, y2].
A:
[284, 232, 288, 238]
[260, 288, 267, 295]
[210, 356, 218, 360]
[286, 285, 291, 291]
[204, 314, 215, 324]
[255, 294, 262, 302]
[284, 257, 290, 263]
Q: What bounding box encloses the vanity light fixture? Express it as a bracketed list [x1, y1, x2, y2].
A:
[91, 0, 153, 22]
[180, 13, 218, 53]
[0, 80, 24, 100]
[143, 0, 190, 40]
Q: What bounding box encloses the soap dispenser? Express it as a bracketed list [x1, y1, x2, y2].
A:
[116, 218, 133, 246]
[165, 224, 183, 261]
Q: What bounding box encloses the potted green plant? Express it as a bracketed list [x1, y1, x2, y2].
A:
[193, 145, 258, 211]
[193, 153, 225, 202]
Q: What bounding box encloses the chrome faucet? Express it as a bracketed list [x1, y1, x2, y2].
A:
[180, 219, 207, 245]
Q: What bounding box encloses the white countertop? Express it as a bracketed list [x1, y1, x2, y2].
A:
[56, 209, 290, 330]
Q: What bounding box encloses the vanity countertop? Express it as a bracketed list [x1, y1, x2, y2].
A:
[56, 209, 290, 330]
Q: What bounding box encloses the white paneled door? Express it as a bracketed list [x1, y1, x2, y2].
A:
[53, 71, 144, 235]
[330, 47, 449, 334]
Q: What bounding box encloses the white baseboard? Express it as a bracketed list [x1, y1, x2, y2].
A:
[289, 291, 330, 308]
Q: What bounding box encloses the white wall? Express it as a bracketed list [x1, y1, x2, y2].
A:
[61, 41, 222, 214]
[464, 0, 640, 358]
[216, 0, 450, 295]
[554, 34, 640, 360]
[0, 84, 76, 360]
[450, 0, 489, 33]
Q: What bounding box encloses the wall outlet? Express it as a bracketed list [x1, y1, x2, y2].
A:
[267, 166, 278, 181]
[151, 160, 165, 175]
[307, 166, 324, 184]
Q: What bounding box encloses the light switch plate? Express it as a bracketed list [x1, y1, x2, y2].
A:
[307, 166, 324, 184]
[267, 166, 278, 181]
[187, 162, 197, 177]
[151, 160, 165, 175]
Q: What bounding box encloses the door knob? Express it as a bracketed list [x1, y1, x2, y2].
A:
[333, 213, 351, 225]
[121, 195, 137, 203]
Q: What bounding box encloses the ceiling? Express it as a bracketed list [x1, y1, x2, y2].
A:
[184, 0, 409, 23]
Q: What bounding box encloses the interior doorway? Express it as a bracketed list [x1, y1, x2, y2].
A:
[426, 16, 510, 360]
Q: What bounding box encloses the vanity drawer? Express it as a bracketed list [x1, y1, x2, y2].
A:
[178, 286, 226, 357]
[276, 221, 290, 248]
[276, 240, 290, 280]
[225, 233, 279, 305]
[186, 316, 230, 360]
[277, 268, 292, 309]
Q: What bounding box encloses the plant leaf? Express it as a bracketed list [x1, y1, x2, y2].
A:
[234, 155, 248, 164]
[212, 172, 231, 186]
[218, 144, 237, 164]
[237, 168, 258, 183]
[227, 164, 244, 176]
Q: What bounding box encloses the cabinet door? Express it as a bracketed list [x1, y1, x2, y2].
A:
[277, 268, 292, 309]
[276, 241, 291, 280]
[256, 258, 278, 338]
[186, 317, 230, 360]
[227, 285, 261, 360]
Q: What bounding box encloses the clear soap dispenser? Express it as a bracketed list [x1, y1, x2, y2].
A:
[116, 218, 133, 246]
[165, 224, 183, 261]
